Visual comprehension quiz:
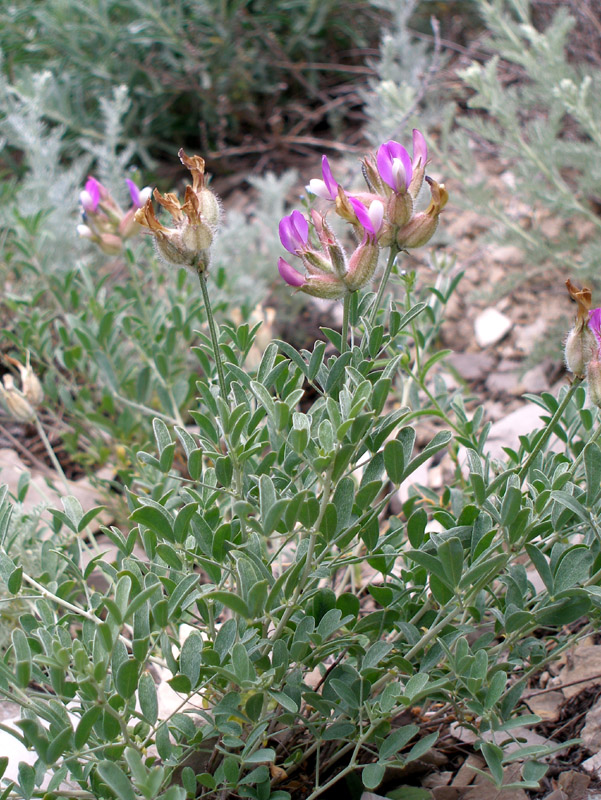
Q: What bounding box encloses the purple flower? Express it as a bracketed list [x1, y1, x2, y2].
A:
[306, 156, 339, 201]
[349, 197, 383, 238]
[126, 179, 152, 209]
[279, 210, 309, 253]
[377, 141, 413, 194]
[412, 129, 428, 169]
[278, 257, 306, 287]
[80, 177, 102, 212]
[588, 308, 601, 346]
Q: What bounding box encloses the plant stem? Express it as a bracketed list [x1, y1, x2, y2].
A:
[264, 464, 334, 653]
[341, 292, 351, 353]
[33, 414, 69, 491]
[197, 268, 227, 402]
[570, 419, 601, 477]
[368, 245, 399, 326]
[517, 377, 583, 483]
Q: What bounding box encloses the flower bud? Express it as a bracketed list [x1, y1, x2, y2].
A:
[0, 375, 35, 423]
[565, 326, 595, 378]
[97, 233, 124, 255]
[565, 280, 595, 378]
[20, 356, 43, 407]
[387, 191, 413, 227]
[344, 239, 379, 292]
[397, 177, 448, 248]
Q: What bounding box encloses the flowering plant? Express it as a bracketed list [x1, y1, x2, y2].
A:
[1, 136, 601, 800]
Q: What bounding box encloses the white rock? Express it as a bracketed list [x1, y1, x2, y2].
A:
[474, 308, 513, 348]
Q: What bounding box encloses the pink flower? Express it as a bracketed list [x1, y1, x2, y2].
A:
[306, 156, 339, 201]
[279, 210, 309, 253]
[126, 179, 152, 209]
[349, 197, 384, 239]
[412, 129, 428, 170]
[376, 141, 413, 194]
[79, 177, 102, 212]
[588, 308, 601, 348]
[278, 257, 306, 288]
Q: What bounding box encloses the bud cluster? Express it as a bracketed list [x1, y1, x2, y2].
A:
[77, 177, 152, 255]
[565, 279, 601, 407]
[134, 150, 221, 273]
[279, 131, 448, 298]
[0, 352, 44, 423]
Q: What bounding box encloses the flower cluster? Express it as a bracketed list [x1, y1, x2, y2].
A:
[134, 150, 221, 272]
[565, 279, 601, 406]
[278, 131, 448, 298]
[78, 177, 152, 254]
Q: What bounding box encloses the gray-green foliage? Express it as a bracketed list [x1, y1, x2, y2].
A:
[0, 0, 379, 155]
[0, 68, 133, 271]
[365, 0, 601, 287]
[441, 0, 601, 283]
[363, 0, 449, 146]
[212, 170, 300, 314]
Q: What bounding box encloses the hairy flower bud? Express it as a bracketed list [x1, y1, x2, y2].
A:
[565, 326, 595, 378]
[565, 280, 595, 378]
[15, 353, 43, 407]
[345, 239, 380, 292]
[397, 177, 448, 248]
[0, 374, 36, 423]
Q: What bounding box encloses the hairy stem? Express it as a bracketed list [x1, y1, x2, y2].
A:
[369, 245, 399, 326]
[197, 268, 227, 402]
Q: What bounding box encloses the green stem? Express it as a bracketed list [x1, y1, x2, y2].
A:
[341, 293, 351, 353]
[197, 268, 227, 402]
[517, 377, 583, 483]
[33, 414, 69, 491]
[263, 464, 334, 653]
[570, 419, 601, 477]
[368, 245, 399, 326]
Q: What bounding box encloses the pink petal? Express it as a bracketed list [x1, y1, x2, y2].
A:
[279, 210, 309, 253]
[377, 141, 412, 193]
[126, 178, 141, 207]
[412, 129, 428, 168]
[349, 196, 375, 235]
[321, 156, 338, 200]
[278, 257, 306, 287]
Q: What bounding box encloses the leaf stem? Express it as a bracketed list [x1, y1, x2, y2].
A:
[517, 377, 583, 482]
[368, 245, 399, 326]
[197, 268, 227, 402]
[341, 292, 351, 353]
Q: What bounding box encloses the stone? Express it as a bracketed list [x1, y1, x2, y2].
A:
[488, 244, 523, 265]
[514, 318, 548, 353]
[524, 690, 564, 722]
[556, 645, 601, 699]
[520, 363, 552, 394]
[0, 448, 113, 531]
[447, 352, 495, 382]
[582, 751, 601, 780]
[485, 370, 521, 396]
[451, 754, 484, 787]
[484, 403, 550, 462]
[474, 308, 513, 348]
[557, 770, 590, 798]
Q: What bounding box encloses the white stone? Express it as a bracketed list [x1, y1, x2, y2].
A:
[474, 308, 513, 348]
